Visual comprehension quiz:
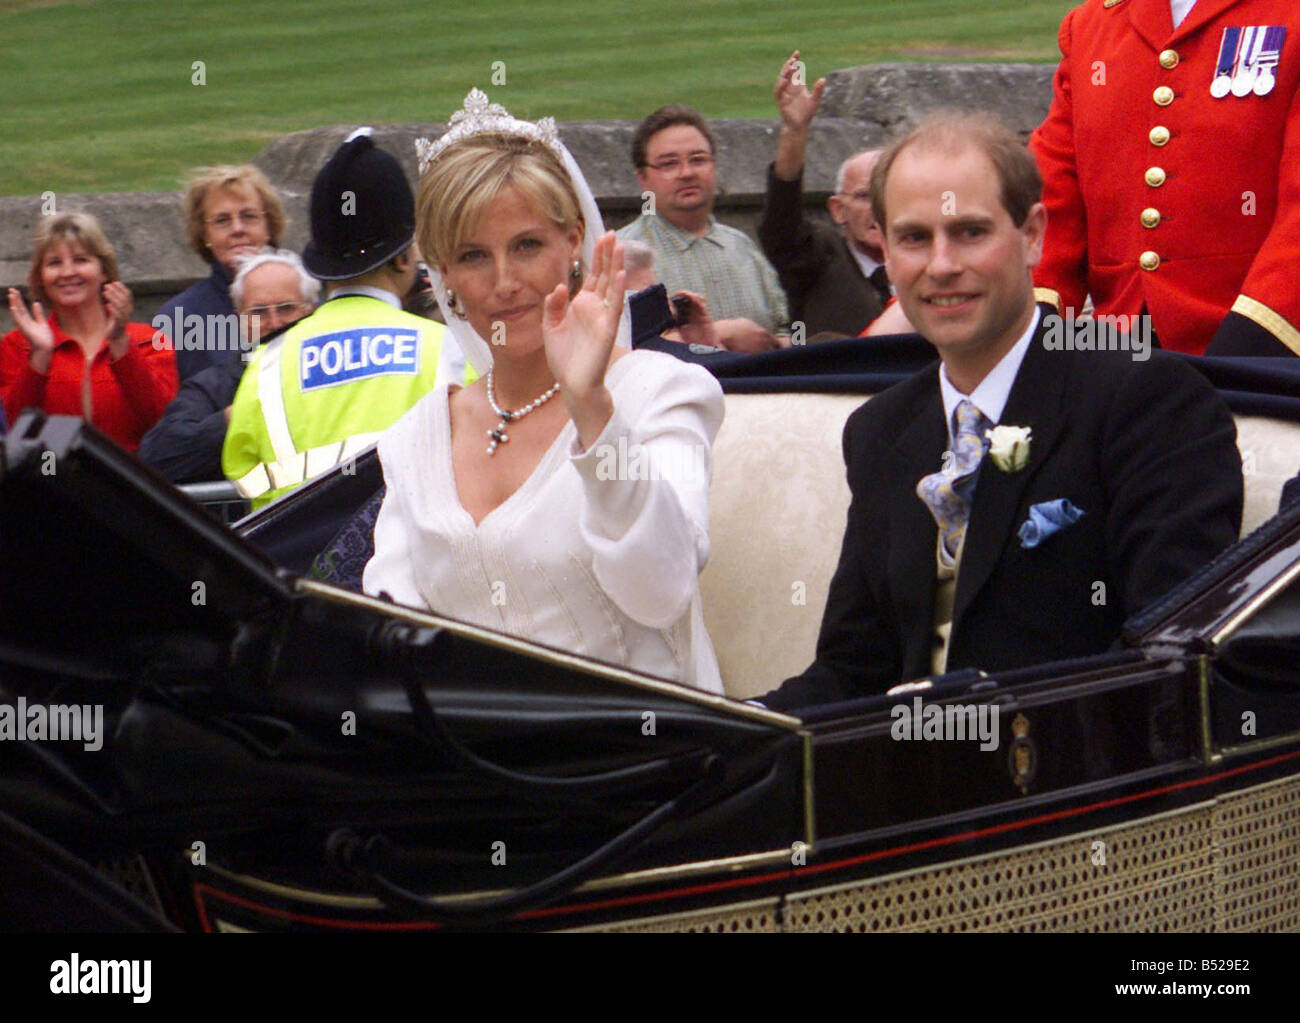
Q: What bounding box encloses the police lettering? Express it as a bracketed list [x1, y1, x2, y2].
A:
[300, 328, 420, 390]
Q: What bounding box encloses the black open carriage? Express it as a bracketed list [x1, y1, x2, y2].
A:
[2, 341, 1299, 932]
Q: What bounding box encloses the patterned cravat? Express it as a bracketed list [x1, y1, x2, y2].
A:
[916, 399, 991, 559]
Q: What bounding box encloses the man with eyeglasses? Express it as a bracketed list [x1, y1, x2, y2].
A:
[140, 249, 318, 483]
[618, 105, 789, 353]
[758, 51, 893, 339]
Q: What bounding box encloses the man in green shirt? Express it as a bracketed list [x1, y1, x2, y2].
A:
[618, 105, 788, 354]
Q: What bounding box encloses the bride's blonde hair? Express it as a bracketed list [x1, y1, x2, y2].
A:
[416, 133, 585, 274]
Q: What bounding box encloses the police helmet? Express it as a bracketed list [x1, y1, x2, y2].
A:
[302, 128, 415, 280]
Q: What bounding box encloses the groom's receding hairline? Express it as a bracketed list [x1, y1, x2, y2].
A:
[870, 110, 1042, 229]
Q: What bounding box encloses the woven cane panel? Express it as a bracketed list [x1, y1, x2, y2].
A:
[592, 900, 782, 933]
[783, 811, 1219, 932]
[598, 774, 1300, 932]
[1214, 773, 1300, 932]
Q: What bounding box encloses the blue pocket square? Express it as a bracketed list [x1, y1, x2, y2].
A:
[1018, 499, 1085, 549]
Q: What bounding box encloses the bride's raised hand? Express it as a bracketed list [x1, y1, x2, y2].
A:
[542, 231, 625, 404]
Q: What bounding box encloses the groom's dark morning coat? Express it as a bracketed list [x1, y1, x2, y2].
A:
[764, 309, 1243, 710]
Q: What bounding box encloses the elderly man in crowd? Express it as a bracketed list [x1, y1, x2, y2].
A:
[139, 249, 317, 483]
[618, 105, 788, 353]
[759, 51, 894, 339]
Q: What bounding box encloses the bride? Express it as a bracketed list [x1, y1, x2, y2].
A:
[362, 91, 726, 694]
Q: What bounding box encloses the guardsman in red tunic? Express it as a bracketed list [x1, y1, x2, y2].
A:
[1030, 0, 1300, 356]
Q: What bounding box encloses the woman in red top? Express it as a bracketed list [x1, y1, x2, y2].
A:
[3, 212, 178, 452]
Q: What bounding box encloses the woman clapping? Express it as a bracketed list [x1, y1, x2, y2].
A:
[3, 213, 178, 452]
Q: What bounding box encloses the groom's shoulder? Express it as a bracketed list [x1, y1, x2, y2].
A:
[844, 362, 940, 440]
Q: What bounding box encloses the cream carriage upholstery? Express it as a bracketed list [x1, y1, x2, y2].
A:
[700, 393, 1300, 700]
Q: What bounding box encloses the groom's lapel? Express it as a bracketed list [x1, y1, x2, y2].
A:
[951, 317, 1069, 630]
[887, 372, 948, 629]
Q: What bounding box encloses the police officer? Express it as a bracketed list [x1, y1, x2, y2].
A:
[224, 128, 464, 507]
[1031, 0, 1300, 357]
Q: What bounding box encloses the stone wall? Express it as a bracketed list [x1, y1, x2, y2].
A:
[0, 63, 1054, 332]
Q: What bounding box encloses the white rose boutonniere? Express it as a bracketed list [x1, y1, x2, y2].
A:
[985, 425, 1032, 473]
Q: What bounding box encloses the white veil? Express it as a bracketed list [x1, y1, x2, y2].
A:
[417, 90, 632, 377]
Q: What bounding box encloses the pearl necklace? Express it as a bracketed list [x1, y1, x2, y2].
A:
[485, 367, 561, 455]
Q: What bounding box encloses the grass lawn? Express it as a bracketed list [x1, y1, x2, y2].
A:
[0, 0, 1076, 196]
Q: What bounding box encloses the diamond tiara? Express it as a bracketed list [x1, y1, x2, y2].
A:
[416, 88, 562, 174]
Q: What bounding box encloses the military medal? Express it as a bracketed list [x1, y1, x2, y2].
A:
[1253, 26, 1286, 96]
[1232, 26, 1262, 97]
[1212, 26, 1242, 98]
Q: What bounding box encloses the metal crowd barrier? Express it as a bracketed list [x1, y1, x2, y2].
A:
[177, 480, 249, 526]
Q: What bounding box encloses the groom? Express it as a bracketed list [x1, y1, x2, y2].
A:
[762, 112, 1243, 711]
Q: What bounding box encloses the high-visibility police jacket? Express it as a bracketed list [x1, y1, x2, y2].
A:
[223, 293, 452, 508]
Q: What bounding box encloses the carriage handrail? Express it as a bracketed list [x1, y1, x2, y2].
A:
[177, 481, 242, 504]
